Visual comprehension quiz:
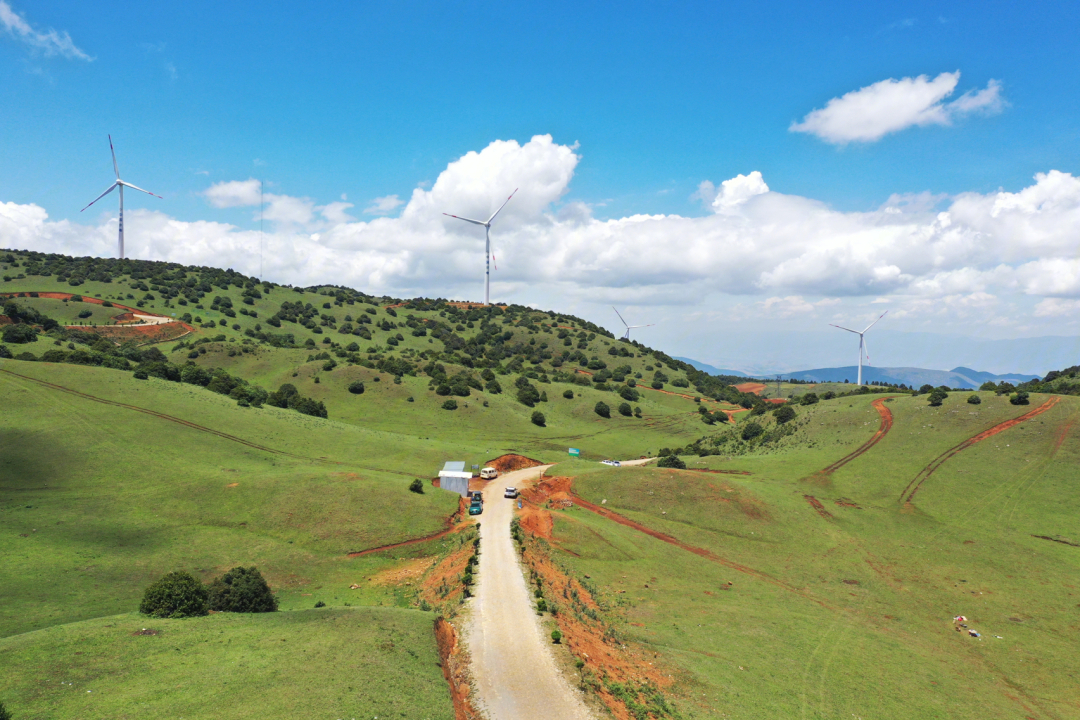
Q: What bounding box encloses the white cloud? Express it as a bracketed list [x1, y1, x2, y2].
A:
[1034, 298, 1080, 318]
[0, 0, 92, 60]
[790, 72, 1004, 144]
[363, 195, 403, 215]
[5, 136, 1080, 342]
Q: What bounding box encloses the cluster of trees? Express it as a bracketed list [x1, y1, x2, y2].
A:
[1, 299, 60, 343]
[139, 567, 278, 618]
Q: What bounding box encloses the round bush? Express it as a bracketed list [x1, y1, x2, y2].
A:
[531, 410, 546, 426]
[741, 421, 764, 441]
[773, 404, 796, 424]
[657, 454, 686, 469]
[208, 566, 278, 613]
[348, 380, 365, 394]
[139, 571, 210, 618]
[442, 398, 458, 410]
[594, 401, 610, 418]
[562, 389, 574, 399]
[409, 478, 425, 494]
[1010, 391, 1030, 406]
[967, 394, 982, 405]
[618, 402, 633, 417]
[133, 370, 148, 380]
[551, 630, 562, 644]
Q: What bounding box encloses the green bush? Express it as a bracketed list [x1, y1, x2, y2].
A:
[967, 394, 982, 405]
[657, 454, 686, 469]
[551, 630, 562, 643]
[133, 370, 148, 380]
[0, 699, 11, 720]
[531, 410, 546, 427]
[409, 478, 425, 494]
[348, 380, 365, 394]
[773, 404, 796, 424]
[1, 324, 37, 344]
[314, 600, 326, 608]
[1010, 391, 1030, 406]
[207, 566, 278, 613]
[594, 401, 610, 418]
[442, 398, 458, 410]
[139, 571, 210, 618]
[618, 402, 633, 416]
[928, 389, 948, 407]
[741, 421, 764, 441]
[562, 389, 574, 399]
[799, 392, 819, 405]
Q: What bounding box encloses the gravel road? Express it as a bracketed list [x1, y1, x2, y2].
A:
[465, 464, 594, 720]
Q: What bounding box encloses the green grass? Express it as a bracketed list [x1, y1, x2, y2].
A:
[0, 608, 454, 720]
[540, 392, 1080, 718]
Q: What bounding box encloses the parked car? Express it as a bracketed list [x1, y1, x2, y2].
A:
[480, 467, 499, 479]
[600, 459, 621, 467]
[503, 487, 518, 498]
[470, 491, 483, 502]
[468, 502, 483, 516]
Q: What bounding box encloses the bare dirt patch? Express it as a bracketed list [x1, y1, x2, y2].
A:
[368, 557, 437, 587]
[435, 616, 481, 720]
[734, 382, 766, 395]
[804, 494, 834, 520]
[131, 628, 161, 636]
[805, 396, 897, 484]
[485, 453, 544, 472]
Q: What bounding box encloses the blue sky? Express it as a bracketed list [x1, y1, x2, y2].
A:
[3, 1, 1080, 373]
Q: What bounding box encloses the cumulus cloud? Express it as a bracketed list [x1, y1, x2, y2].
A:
[363, 195, 403, 215]
[0, 0, 92, 60]
[790, 72, 1004, 144]
[4, 135, 1080, 337]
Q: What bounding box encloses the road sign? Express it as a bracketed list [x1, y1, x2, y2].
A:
[568, 448, 580, 457]
[471, 464, 479, 470]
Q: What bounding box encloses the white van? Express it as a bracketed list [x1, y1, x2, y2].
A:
[479, 467, 499, 480]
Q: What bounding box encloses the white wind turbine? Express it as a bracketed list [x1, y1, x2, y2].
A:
[80, 135, 161, 259]
[830, 311, 888, 386]
[443, 189, 517, 306]
[613, 307, 654, 340]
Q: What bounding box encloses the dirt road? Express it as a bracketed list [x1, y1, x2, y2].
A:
[466, 465, 593, 720]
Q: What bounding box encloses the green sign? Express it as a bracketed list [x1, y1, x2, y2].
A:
[568, 448, 580, 457]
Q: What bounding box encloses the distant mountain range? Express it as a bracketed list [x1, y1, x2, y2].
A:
[673, 357, 748, 378]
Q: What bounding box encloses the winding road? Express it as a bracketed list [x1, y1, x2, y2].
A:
[466, 464, 593, 720]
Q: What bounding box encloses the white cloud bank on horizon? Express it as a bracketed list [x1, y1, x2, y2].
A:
[0, 0, 92, 60]
[3, 134, 1080, 334]
[790, 72, 1004, 144]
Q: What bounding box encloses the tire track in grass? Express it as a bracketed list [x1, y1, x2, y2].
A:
[0, 367, 415, 476]
[899, 396, 1061, 504]
[814, 397, 897, 477]
[567, 492, 833, 609]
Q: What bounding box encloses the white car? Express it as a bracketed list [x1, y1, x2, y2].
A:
[600, 460, 621, 467]
[503, 487, 518, 498]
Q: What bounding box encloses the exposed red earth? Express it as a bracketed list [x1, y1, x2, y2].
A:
[811, 396, 897, 479]
[899, 396, 1062, 504]
[804, 494, 834, 520]
[484, 453, 544, 472]
[734, 382, 766, 394]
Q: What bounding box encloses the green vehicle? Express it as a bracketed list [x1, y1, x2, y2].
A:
[468, 495, 483, 516]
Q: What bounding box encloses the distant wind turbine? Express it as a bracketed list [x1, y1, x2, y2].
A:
[80, 135, 161, 259]
[613, 307, 654, 340]
[830, 311, 888, 386]
[443, 189, 517, 306]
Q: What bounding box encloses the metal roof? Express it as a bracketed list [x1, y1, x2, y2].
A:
[442, 461, 466, 472]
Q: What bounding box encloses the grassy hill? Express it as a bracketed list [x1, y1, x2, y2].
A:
[3, 249, 1077, 719]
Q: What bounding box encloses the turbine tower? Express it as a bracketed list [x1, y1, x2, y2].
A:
[830, 311, 888, 386]
[443, 189, 517, 306]
[612, 307, 654, 340]
[80, 135, 161, 259]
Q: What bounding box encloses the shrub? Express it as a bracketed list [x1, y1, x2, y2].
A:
[1, 324, 37, 344]
[741, 421, 764, 441]
[562, 389, 574, 399]
[618, 385, 639, 402]
[314, 600, 326, 608]
[442, 398, 458, 410]
[348, 380, 365, 394]
[1010, 391, 1030, 405]
[485, 379, 502, 394]
[928, 389, 948, 407]
[823, 391, 836, 400]
[657, 454, 686, 469]
[537, 599, 548, 612]
[773, 404, 796, 424]
[531, 410, 546, 427]
[799, 392, 819, 405]
[409, 478, 425, 494]
[618, 402, 633, 416]
[133, 370, 148, 380]
[435, 383, 452, 396]
[634, 406, 642, 418]
[139, 571, 210, 618]
[551, 630, 562, 643]
[208, 566, 278, 613]
[979, 381, 997, 391]
[651, 380, 663, 389]
[594, 401, 610, 418]
[0, 700, 10, 720]
[967, 394, 982, 405]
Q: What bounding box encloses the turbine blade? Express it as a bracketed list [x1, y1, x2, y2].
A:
[81, 182, 118, 211]
[863, 336, 872, 366]
[109, 134, 120, 179]
[120, 181, 162, 199]
[628, 324, 654, 329]
[861, 310, 888, 334]
[612, 306, 629, 328]
[443, 213, 486, 226]
[829, 323, 860, 335]
[486, 188, 518, 224]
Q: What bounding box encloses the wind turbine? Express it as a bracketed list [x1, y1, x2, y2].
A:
[612, 307, 654, 340]
[443, 189, 517, 306]
[830, 311, 888, 386]
[80, 135, 161, 259]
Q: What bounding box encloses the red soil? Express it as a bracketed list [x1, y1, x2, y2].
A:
[1, 291, 169, 319]
[484, 453, 544, 472]
[734, 382, 766, 394]
[812, 396, 897, 479]
[434, 617, 481, 720]
[899, 396, 1062, 504]
[803, 495, 834, 520]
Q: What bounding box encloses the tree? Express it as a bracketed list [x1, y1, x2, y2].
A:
[928, 389, 948, 407]
[139, 571, 210, 618]
[741, 421, 764, 441]
[409, 478, 425, 494]
[208, 566, 278, 613]
[799, 392, 819, 405]
[634, 406, 642, 418]
[442, 398, 458, 410]
[485, 379, 502, 394]
[773, 404, 796, 424]
[436, 383, 452, 396]
[594, 401, 611, 418]
[562, 389, 574, 399]
[348, 380, 365, 394]
[967, 394, 982, 405]
[657, 454, 686, 469]
[979, 381, 997, 391]
[618, 402, 633, 416]
[618, 385, 640, 402]
[1, 324, 37, 344]
[551, 630, 562, 644]
[531, 410, 546, 427]
[1010, 391, 1029, 405]
[918, 384, 934, 394]
[0, 701, 11, 720]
